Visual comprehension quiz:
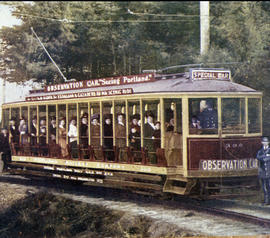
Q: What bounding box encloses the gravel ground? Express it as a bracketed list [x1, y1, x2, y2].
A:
[1, 174, 270, 237]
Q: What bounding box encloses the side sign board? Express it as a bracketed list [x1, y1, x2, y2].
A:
[26, 88, 133, 102]
[44, 73, 155, 93]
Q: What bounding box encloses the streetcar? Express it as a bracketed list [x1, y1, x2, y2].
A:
[0, 68, 262, 198]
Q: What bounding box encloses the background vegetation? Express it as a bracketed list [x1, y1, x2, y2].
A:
[1, 1, 270, 134]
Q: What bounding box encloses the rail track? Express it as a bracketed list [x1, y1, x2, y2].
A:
[1, 173, 270, 236]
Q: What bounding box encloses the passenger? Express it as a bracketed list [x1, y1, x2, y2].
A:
[9, 118, 19, 145]
[30, 116, 38, 155]
[39, 118, 47, 156]
[49, 117, 57, 144]
[190, 115, 201, 129]
[90, 113, 102, 160]
[115, 113, 127, 161]
[197, 100, 218, 129]
[68, 117, 78, 159]
[30, 116, 37, 145]
[58, 118, 69, 158]
[256, 137, 270, 205]
[144, 111, 155, 138]
[144, 111, 156, 163]
[80, 113, 89, 146]
[166, 118, 174, 132]
[129, 114, 141, 152]
[18, 118, 28, 144]
[0, 127, 11, 171]
[153, 121, 161, 150]
[103, 114, 114, 161]
[80, 113, 89, 159]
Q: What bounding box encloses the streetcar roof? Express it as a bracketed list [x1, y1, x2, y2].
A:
[28, 75, 258, 95]
[4, 72, 261, 104]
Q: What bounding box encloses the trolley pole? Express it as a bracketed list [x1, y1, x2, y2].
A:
[200, 1, 210, 56]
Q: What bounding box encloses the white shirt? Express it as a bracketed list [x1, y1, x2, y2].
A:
[68, 124, 78, 142]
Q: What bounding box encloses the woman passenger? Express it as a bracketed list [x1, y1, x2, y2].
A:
[58, 118, 69, 158]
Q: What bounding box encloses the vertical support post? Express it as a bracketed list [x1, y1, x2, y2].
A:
[125, 99, 129, 147]
[200, 1, 210, 56]
[160, 98, 165, 149]
[245, 97, 249, 136]
[76, 103, 79, 145]
[182, 97, 189, 174]
[28, 106, 30, 143]
[46, 104, 49, 144]
[66, 104, 69, 144]
[218, 97, 222, 136]
[140, 98, 144, 148]
[112, 101, 115, 146]
[100, 101, 103, 146]
[37, 106, 40, 143]
[88, 102, 91, 146]
[56, 104, 59, 144]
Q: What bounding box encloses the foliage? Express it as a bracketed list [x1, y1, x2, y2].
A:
[1, 1, 270, 133]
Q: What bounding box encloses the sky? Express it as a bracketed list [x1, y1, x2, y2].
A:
[0, 3, 34, 104]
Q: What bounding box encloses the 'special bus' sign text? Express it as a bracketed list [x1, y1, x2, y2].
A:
[190, 69, 231, 81]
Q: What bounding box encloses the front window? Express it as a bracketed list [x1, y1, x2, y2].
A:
[189, 98, 218, 135]
[222, 98, 245, 134]
[248, 98, 261, 133]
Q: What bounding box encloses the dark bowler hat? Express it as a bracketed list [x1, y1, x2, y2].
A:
[145, 111, 154, 118]
[91, 113, 100, 121]
[131, 114, 140, 120]
[262, 137, 269, 143]
[117, 113, 125, 118]
[1, 127, 8, 131]
[104, 113, 112, 120]
[81, 112, 88, 119]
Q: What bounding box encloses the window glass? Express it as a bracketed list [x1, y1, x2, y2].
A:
[164, 98, 183, 166]
[189, 98, 218, 135]
[19, 107, 28, 144]
[222, 98, 245, 134]
[48, 105, 56, 144]
[103, 101, 114, 161]
[79, 103, 89, 159]
[248, 98, 261, 133]
[58, 105, 68, 158]
[90, 103, 102, 160]
[2, 108, 9, 129]
[67, 104, 78, 158]
[128, 100, 141, 162]
[115, 101, 127, 162]
[143, 99, 160, 164]
[39, 105, 48, 156]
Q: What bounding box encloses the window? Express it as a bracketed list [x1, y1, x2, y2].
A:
[164, 98, 182, 166]
[128, 100, 141, 162]
[248, 98, 261, 133]
[143, 99, 160, 164]
[189, 98, 218, 135]
[222, 98, 245, 134]
[115, 101, 127, 162]
[103, 101, 114, 161]
[90, 102, 102, 160]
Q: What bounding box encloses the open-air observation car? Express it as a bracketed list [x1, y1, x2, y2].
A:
[1, 68, 262, 198]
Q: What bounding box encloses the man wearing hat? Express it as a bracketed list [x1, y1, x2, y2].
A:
[197, 100, 217, 129]
[256, 136, 270, 205]
[0, 127, 11, 171]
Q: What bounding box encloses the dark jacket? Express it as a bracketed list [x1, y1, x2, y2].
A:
[198, 108, 218, 129]
[0, 133, 11, 154]
[256, 146, 270, 179]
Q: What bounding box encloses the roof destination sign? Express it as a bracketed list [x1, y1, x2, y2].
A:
[45, 73, 155, 93]
[190, 69, 231, 81]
